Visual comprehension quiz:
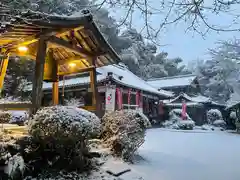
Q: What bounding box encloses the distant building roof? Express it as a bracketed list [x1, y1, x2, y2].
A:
[25, 64, 173, 98]
[163, 93, 210, 104]
[226, 92, 240, 110]
[163, 93, 226, 107]
[147, 74, 197, 89]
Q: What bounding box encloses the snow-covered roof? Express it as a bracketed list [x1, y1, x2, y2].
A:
[25, 64, 173, 98]
[165, 93, 211, 104]
[147, 74, 197, 89]
[165, 102, 203, 107]
[163, 93, 226, 107]
[226, 92, 240, 109]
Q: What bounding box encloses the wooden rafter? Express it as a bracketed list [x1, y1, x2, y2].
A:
[58, 66, 95, 76]
[47, 36, 94, 57]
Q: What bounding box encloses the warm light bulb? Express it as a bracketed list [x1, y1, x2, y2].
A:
[69, 63, 76, 67]
[18, 46, 28, 52]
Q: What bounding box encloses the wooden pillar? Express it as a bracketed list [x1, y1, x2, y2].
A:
[0, 54, 9, 96]
[48, 48, 59, 105]
[52, 82, 59, 105]
[61, 76, 65, 105]
[90, 57, 99, 115]
[31, 37, 47, 114]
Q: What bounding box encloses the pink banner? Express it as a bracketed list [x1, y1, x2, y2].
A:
[181, 101, 187, 120]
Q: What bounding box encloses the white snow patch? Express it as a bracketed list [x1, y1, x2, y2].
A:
[133, 128, 240, 180]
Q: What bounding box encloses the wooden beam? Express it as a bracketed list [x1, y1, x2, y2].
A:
[0, 103, 32, 110]
[50, 48, 59, 105]
[44, 49, 58, 82]
[31, 37, 47, 114]
[0, 54, 9, 96]
[90, 68, 97, 106]
[47, 36, 93, 57]
[58, 55, 85, 65]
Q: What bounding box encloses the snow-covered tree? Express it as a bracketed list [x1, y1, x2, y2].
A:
[191, 39, 240, 103]
[119, 29, 188, 79]
[3, 57, 34, 98]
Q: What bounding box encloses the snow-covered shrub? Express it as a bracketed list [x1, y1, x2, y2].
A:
[230, 111, 237, 120]
[169, 109, 192, 122]
[28, 106, 101, 139]
[230, 111, 240, 125]
[0, 131, 25, 179]
[9, 111, 29, 125]
[207, 109, 223, 124]
[64, 97, 84, 107]
[28, 106, 101, 171]
[0, 111, 12, 123]
[177, 120, 195, 130]
[162, 109, 194, 130]
[101, 110, 151, 161]
[213, 120, 226, 128]
[0, 97, 30, 104]
[4, 154, 25, 179]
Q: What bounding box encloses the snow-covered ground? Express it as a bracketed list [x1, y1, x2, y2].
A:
[127, 128, 240, 180]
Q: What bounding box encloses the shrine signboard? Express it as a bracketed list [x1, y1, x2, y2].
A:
[105, 85, 116, 112]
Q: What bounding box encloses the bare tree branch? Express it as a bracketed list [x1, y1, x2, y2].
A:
[2, 0, 240, 44]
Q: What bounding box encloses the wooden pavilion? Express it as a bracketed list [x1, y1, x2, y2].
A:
[0, 9, 120, 115]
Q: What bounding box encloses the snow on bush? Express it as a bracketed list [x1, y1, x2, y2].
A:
[207, 109, 223, 124]
[27, 106, 101, 172]
[0, 131, 25, 179]
[0, 97, 30, 104]
[9, 111, 29, 125]
[4, 154, 25, 179]
[0, 110, 28, 124]
[230, 111, 237, 120]
[0, 111, 12, 123]
[28, 106, 101, 139]
[177, 120, 195, 130]
[213, 120, 226, 128]
[101, 110, 151, 161]
[162, 109, 195, 130]
[64, 98, 84, 107]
